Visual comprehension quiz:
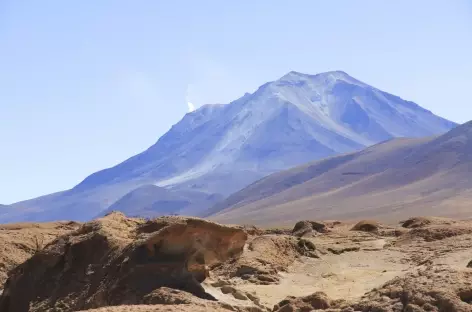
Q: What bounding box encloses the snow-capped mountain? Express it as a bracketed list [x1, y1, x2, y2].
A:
[1, 71, 456, 222]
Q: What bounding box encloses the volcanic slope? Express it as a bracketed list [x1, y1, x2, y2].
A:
[209, 121, 472, 226]
[2, 71, 456, 222]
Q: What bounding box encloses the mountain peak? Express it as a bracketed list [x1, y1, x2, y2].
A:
[320, 70, 351, 79]
[278, 71, 310, 82]
[278, 70, 356, 84]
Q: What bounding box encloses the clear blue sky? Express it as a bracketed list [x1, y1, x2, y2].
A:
[1, 0, 471, 204]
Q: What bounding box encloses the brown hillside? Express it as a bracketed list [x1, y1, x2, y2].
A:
[209, 121, 472, 226]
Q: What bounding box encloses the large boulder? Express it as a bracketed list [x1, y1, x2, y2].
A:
[350, 220, 380, 233]
[272, 292, 333, 311]
[292, 220, 328, 237]
[0, 212, 247, 312]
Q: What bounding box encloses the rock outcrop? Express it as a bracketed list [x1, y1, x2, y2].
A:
[77, 286, 267, 312]
[292, 220, 328, 237]
[351, 220, 380, 233]
[273, 292, 333, 311]
[397, 218, 472, 242]
[0, 221, 80, 287]
[212, 235, 317, 285]
[0, 212, 247, 312]
[350, 268, 472, 312]
[276, 268, 472, 312]
[401, 216, 456, 229]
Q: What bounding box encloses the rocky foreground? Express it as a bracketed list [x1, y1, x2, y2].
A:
[0, 213, 471, 312]
[0, 221, 81, 286]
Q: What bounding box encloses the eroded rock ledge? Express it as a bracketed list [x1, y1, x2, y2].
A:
[0, 212, 247, 312]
